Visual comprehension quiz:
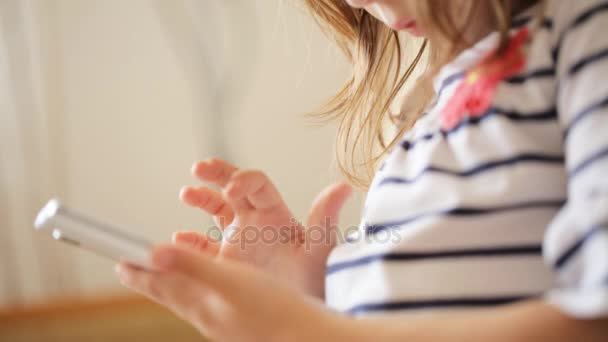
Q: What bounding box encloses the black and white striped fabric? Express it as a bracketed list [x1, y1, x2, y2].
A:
[325, 0, 608, 318]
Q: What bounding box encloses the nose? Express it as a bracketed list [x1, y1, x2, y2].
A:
[345, 0, 375, 9]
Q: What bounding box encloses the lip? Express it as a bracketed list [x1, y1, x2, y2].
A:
[393, 18, 416, 30]
[392, 18, 423, 36]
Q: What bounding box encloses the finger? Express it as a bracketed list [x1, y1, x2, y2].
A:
[115, 263, 199, 305]
[115, 262, 212, 331]
[191, 158, 238, 188]
[223, 170, 284, 211]
[151, 245, 237, 293]
[212, 215, 231, 230]
[116, 263, 167, 303]
[307, 182, 352, 227]
[306, 182, 352, 247]
[172, 231, 221, 256]
[180, 186, 234, 227]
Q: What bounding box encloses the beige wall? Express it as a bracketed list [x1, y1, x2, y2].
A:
[1, 0, 363, 306]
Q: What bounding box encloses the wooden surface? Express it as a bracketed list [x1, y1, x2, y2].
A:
[0, 293, 207, 342]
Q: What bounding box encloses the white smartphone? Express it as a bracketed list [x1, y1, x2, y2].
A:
[34, 198, 154, 270]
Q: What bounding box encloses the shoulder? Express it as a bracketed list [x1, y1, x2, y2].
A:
[545, 0, 608, 34]
[531, 0, 608, 69]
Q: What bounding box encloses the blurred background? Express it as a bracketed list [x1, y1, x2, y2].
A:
[0, 0, 362, 340]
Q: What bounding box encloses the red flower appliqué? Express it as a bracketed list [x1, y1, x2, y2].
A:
[440, 28, 530, 130]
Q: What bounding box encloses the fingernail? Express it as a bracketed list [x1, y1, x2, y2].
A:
[172, 231, 188, 243]
[114, 264, 128, 283]
[179, 186, 188, 199]
[191, 162, 198, 174]
[155, 249, 175, 269]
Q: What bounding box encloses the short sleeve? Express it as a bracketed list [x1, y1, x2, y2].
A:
[542, 0, 608, 318]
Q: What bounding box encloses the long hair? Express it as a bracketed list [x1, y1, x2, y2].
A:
[302, 0, 542, 188]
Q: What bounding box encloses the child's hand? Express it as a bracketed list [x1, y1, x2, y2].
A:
[116, 245, 348, 341]
[175, 159, 352, 298]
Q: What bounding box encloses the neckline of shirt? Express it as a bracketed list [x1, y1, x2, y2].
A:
[431, 2, 545, 95]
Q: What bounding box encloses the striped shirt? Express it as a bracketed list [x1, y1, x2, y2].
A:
[325, 0, 608, 318]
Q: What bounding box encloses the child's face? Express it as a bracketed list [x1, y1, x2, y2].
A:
[344, 0, 424, 36]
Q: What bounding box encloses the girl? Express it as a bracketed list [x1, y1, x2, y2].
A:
[116, 0, 608, 340]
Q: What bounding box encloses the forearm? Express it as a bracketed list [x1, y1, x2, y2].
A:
[339, 300, 608, 341]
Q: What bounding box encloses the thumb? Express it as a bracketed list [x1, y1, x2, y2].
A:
[306, 182, 352, 244]
[172, 231, 221, 256]
[152, 244, 232, 292]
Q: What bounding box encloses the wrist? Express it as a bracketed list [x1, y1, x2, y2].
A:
[284, 249, 327, 299]
[270, 299, 347, 342]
